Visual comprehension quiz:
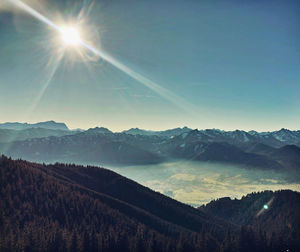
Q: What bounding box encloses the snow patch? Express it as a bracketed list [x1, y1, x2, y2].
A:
[242, 132, 249, 142]
[181, 133, 188, 139]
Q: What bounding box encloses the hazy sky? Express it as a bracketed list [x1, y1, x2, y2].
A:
[1, 0, 299, 131]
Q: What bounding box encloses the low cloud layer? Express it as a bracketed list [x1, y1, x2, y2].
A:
[110, 161, 300, 206]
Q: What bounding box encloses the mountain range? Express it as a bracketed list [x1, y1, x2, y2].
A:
[0, 127, 74, 143]
[0, 121, 299, 170]
[1, 157, 299, 251]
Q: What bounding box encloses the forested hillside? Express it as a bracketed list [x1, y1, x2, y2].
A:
[200, 190, 300, 251]
[1, 156, 299, 251]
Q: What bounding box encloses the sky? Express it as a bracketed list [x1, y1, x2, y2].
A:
[0, 0, 300, 131]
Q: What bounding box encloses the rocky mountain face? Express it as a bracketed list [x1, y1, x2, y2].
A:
[0, 128, 74, 143]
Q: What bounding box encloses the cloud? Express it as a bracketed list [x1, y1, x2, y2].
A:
[148, 172, 300, 206]
[169, 173, 196, 182]
[259, 178, 280, 184]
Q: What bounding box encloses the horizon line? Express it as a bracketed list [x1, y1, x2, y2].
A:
[0, 120, 299, 133]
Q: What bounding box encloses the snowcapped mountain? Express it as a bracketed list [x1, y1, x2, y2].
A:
[170, 128, 300, 148]
[247, 128, 300, 146]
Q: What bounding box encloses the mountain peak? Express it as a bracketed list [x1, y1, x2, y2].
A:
[86, 127, 112, 134]
[279, 128, 291, 132]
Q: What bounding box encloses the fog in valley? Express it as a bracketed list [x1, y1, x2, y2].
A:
[107, 161, 300, 206]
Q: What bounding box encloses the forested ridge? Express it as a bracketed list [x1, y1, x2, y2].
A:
[1, 156, 299, 251]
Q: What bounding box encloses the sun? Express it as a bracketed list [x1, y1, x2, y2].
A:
[60, 27, 81, 46]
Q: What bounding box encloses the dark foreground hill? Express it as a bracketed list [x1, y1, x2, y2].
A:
[200, 190, 300, 251]
[1, 157, 299, 251]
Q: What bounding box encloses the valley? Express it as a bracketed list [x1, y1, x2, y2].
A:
[108, 160, 300, 206]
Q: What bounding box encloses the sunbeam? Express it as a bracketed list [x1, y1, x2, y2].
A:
[26, 48, 65, 117]
[7, 0, 59, 30]
[7, 0, 197, 114]
[80, 41, 196, 113]
[1, 48, 65, 155]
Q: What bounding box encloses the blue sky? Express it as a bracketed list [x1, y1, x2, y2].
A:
[0, 0, 299, 131]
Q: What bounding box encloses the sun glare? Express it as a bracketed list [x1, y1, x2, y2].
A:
[60, 27, 81, 46]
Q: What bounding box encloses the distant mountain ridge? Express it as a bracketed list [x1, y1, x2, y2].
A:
[122, 126, 192, 138]
[0, 120, 69, 131]
[169, 128, 300, 148]
[0, 130, 165, 165]
[0, 122, 299, 169]
[1, 121, 299, 146]
[122, 127, 300, 146]
[0, 128, 75, 143]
